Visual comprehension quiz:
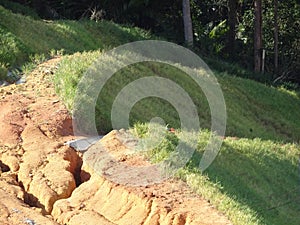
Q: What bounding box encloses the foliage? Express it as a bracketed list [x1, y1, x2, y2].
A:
[0, 64, 7, 80]
[0, 26, 28, 68]
[0, 0, 40, 19]
[9, 0, 300, 83]
[239, 0, 300, 81]
[131, 122, 179, 163]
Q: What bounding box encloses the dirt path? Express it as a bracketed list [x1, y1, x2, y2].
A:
[0, 58, 232, 225]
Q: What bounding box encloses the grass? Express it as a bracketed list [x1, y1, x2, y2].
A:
[53, 51, 300, 224]
[53, 52, 300, 225]
[54, 51, 300, 142]
[0, 4, 151, 78]
[203, 56, 274, 84]
[0, 0, 40, 19]
[132, 124, 300, 225]
[1, 5, 300, 225]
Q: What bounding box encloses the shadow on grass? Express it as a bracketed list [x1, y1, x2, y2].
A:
[0, 4, 152, 67]
[185, 140, 300, 225]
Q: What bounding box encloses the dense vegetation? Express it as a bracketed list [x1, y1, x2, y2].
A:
[7, 0, 300, 85]
[0, 3, 299, 225]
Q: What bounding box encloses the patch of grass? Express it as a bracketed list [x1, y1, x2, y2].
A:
[54, 54, 211, 134]
[0, 26, 28, 68]
[20, 53, 48, 78]
[219, 75, 300, 142]
[0, 64, 7, 80]
[204, 56, 273, 84]
[54, 51, 300, 143]
[131, 123, 300, 225]
[0, 5, 152, 71]
[187, 137, 299, 225]
[131, 122, 179, 163]
[53, 51, 102, 109]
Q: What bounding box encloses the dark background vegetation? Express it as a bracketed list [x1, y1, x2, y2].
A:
[4, 0, 300, 86]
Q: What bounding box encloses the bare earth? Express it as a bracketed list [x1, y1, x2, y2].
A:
[0, 58, 232, 225]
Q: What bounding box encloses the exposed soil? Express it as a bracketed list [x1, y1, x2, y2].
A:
[0, 58, 232, 225]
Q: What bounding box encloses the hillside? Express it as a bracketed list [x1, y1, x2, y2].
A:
[53, 47, 300, 225]
[0, 4, 151, 80]
[0, 4, 299, 225]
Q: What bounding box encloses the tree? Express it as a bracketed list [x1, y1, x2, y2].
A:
[182, 0, 194, 47]
[227, 0, 237, 53]
[273, 0, 279, 76]
[254, 0, 262, 73]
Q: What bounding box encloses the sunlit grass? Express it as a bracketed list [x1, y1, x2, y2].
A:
[0, 5, 151, 71]
[132, 123, 300, 225]
[54, 51, 300, 143]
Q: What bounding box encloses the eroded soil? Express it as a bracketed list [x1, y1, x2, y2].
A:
[0, 58, 232, 225]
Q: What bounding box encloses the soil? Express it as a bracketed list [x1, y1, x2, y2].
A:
[0, 58, 232, 225]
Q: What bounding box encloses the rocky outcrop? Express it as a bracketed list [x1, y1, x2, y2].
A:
[18, 124, 80, 214]
[0, 58, 81, 219]
[52, 131, 232, 225]
[0, 174, 59, 225]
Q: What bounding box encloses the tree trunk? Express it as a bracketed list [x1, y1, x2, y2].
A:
[227, 0, 238, 54]
[182, 0, 193, 47]
[274, 0, 279, 76]
[254, 0, 263, 73]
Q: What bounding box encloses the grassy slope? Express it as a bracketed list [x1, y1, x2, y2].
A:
[55, 54, 300, 143]
[1, 5, 300, 225]
[0, 3, 151, 76]
[55, 52, 300, 225]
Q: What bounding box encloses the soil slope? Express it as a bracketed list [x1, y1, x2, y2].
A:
[0, 58, 232, 225]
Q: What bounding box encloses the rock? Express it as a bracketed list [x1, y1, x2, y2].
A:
[0, 177, 59, 225]
[0, 58, 82, 223]
[0, 154, 19, 172]
[18, 125, 80, 214]
[52, 131, 232, 225]
[65, 136, 103, 152]
[0, 81, 9, 87]
[15, 76, 26, 85]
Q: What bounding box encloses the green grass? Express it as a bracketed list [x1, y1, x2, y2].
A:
[53, 52, 300, 225]
[131, 124, 300, 225]
[0, 0, 40, 19]
[203, 56, 274, 84]
[0, 5, 151, 77]
[54, 52, 300, 143]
